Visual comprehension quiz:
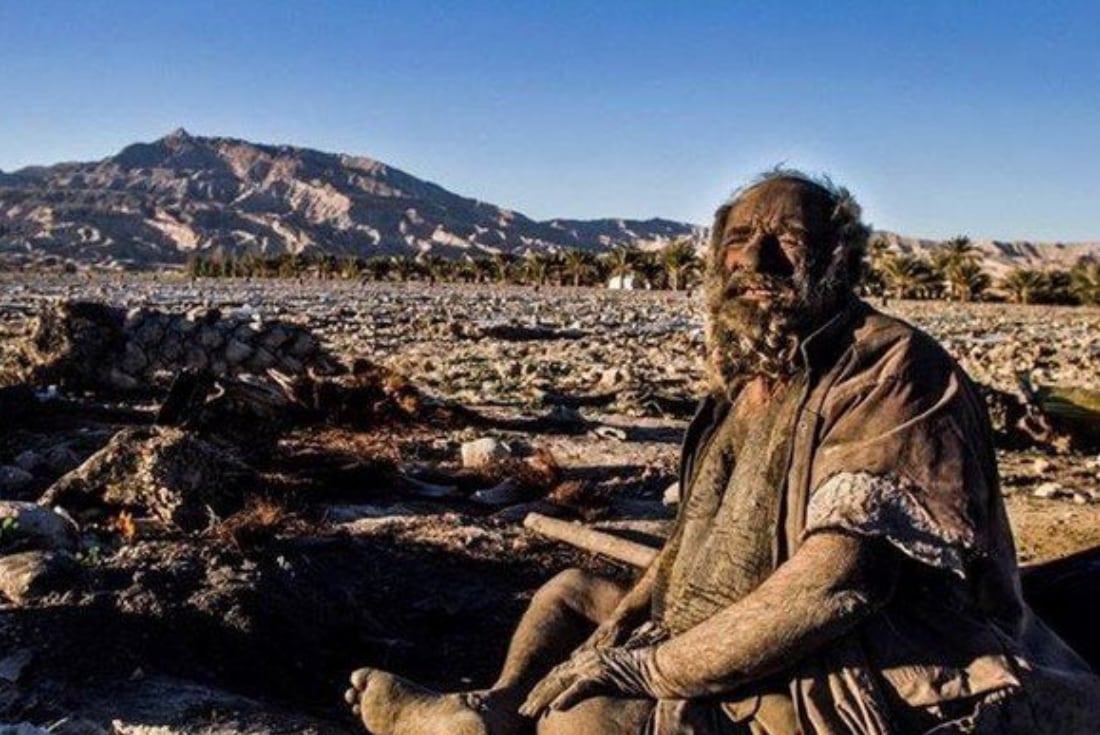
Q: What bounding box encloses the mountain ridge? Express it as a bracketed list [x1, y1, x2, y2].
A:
[1, 130, 1097, 272]
[0, 130, 705, 269]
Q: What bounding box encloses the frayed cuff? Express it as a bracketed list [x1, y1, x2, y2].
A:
[804, 471, 972, 578]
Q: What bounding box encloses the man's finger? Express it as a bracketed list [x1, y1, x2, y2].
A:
[519, 674, 569, 718]
[549, 677, 599, 711]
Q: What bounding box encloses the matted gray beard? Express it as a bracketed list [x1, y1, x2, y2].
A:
[703, 261, 851, 397]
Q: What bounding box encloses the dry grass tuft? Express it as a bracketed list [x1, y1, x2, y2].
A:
[547, 480, 612, 519]
[213, 495, 311, 549]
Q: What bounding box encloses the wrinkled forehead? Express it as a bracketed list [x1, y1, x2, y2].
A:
[724, 178, 837, 234]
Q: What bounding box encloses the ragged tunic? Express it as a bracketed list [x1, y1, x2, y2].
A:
[655, 375, 804, 635]
[642, 299, 1100, 735]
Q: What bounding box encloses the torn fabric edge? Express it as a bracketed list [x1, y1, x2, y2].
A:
[803, 471, 973, 578]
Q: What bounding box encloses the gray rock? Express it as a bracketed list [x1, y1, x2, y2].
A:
[460, 437, 512, 469]
[44, 445, 80, 474]
[120, 341, 149, 374]
[0, 501, 79, 551]
[0, 466, 34, 495]
[0, 649, 33, 683]
[40, 427, 252, 531]
[223, 338, 252, 365]
[0, 550, 80, 604]
[13, 450, 43, 473]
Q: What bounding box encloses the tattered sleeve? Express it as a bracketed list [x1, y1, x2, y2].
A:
[803, 351, 995, 578]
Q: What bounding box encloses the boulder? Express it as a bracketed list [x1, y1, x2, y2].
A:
[40, 427, 253, 531]
[0, 501, 79, 552]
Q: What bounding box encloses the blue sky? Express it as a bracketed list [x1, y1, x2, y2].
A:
[1, 1, 1097, 240]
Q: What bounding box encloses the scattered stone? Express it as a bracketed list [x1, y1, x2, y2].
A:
[0, 550, 80, 604]
[0, 649, 33, 683]
[460, 437, 512, 469]
[663, 481, 681, 506]
[0, 501, 79, 552]
[1032, 458, 1053, 475]
[13, 450, 43, 473]
[0, 724, 51, 735]
[43, 445, 81, 474]
[1034, 482, 1070, 500]
[0, 466, 34, 495]
[40, 427, 253, 531]
[591, 425, 628, 441]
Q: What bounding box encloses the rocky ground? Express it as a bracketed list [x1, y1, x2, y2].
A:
[0, 274, 1099, 734]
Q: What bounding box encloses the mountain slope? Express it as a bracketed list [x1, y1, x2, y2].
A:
[1, 130, 1097, 272]
[0, 129, 704, 268]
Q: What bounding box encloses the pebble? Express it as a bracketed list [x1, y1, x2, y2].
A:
[1033, 482, 1069, 500]
[460, 437, 512, 469]
[663, 481, 681, 506]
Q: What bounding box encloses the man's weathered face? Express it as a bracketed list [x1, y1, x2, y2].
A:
[705, 177, 850, 393]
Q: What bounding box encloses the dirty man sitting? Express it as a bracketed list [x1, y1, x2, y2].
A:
[345, 173, 1100, 734]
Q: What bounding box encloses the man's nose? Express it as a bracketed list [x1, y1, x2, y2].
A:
[725, 234, 794, 278]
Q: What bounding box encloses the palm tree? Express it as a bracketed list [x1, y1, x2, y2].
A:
[603, 245, 640, 287]
[943, 259, 990, 302]
[470, 256, 495, 284]
[521, 252, 552, 287]
[879, 254, 937, 300]
[660, 238, 701, 291]
[860, 234, 891, 297]
[363, 256, 392, 282]
[1000, 269, 1049, 305]
[1070, 260, 1100, 305]
[562, 249, 596, 287]
[490, 253, 516, 284]
[417, 254, 449, 285]
[931, 236, 981, 300]
[391, 255, 421, 283]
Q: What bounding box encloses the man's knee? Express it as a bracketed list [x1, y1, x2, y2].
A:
[530, 568, 626, 622]
[536, 696, 653, 735]
[531, 568, 596, 610]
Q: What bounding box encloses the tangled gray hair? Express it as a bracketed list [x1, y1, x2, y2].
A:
[703, 170, 871, 395]
[707, 168, 871, 286]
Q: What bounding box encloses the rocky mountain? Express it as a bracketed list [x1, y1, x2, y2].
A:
[0, 129, 704, 269]
[1, 130, 1097, 273]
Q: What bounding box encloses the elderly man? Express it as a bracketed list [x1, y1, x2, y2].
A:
[345, 173, 1100, 734]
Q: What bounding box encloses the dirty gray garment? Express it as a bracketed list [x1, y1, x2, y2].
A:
[658, 377, 805, 635]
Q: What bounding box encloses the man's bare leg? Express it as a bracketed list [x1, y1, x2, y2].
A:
[537, 696, 654, 735]
[346, 569, 630, 734]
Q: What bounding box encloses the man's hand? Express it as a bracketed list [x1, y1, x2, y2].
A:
[519, 647, 662, 717]
[580, 618, 628, 651]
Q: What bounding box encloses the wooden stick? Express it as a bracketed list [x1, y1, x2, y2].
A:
[523, 512, 658, 568]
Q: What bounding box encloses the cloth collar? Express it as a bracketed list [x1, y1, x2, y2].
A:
[797, 298, 868, 372]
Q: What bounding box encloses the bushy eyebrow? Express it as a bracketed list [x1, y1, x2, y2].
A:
[722, 226, 754, 241]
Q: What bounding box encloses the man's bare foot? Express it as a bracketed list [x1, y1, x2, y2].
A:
[345, 668, 525, 735]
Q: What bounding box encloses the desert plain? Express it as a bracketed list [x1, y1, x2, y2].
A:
[0, 274, 1099, 734]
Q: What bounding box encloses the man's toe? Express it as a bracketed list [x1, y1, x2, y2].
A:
[350, 668, 372, 690]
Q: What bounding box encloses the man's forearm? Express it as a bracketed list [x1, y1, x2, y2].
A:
[647, 533, 897, 699]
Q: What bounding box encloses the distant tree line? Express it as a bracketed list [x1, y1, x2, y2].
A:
[863, 235, 1100, 306]
[184, 236, 1100, 306]
[184, 239, 705, 291]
